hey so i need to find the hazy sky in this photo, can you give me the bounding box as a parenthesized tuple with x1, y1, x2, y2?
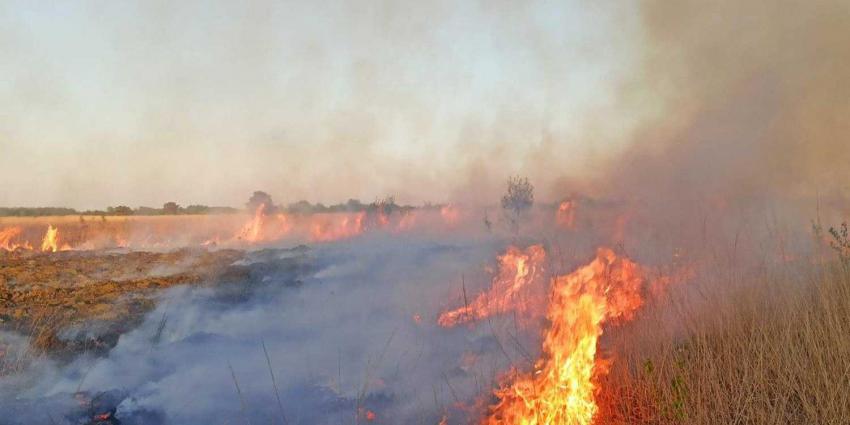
(0, 1, 643, 209)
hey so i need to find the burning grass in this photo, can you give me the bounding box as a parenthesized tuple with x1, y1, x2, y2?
(596, 259, 850, 425)
(437, 239, 849, 424)
(1, 208, 849, 424)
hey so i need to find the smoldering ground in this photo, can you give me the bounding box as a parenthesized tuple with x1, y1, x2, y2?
(0, 232, 561, 424)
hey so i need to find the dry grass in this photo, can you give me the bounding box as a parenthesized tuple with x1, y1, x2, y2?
(0, 214, 246, 248)
(599, 258, 850, 425)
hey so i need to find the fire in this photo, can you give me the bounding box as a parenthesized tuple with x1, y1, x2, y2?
(483, 248, 646, 425)
(0, 226, 31, 251)
(438, 245, 546, 327)
(41, 225, 58, 252)
(556, 201, 576, 229)
(440, 204, 461, 225)
(238, 203, 268, 242)
(40, 225, 71, 252)
(395, 211, 418, 232)
(309, 212, 366, 242)
(236, 204, 292, 243)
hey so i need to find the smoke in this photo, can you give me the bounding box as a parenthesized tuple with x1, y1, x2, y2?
(595, 0, 850, 205)
(0, 234, 549, 424)
(0, 0, 639, 209)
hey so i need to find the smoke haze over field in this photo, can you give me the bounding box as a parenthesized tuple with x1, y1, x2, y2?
(3, 1, 847, 209)
(591, 0, 850, 205)
(0, 0, 643, 209)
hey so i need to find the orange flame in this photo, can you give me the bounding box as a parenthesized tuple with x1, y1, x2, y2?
(395, 211, 418, 232)
(439, 245, 546, 327)
(556, 201, 576, 229)
(310, 212, 366, 242)
(40, 225, 71, 252)
(483, 248, 646, 425)
(235, 204, 292, 244)
(440, 204, 461, 226)
(0, 226, 32, 251)
(239, 203, 268, 242)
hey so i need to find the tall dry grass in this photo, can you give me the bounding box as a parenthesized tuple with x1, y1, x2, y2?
(599, 257, 850, 425)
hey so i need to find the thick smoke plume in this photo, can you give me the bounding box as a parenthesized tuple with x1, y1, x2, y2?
(597, 0, 850, 205)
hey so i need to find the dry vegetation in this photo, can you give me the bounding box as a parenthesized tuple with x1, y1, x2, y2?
(599, 257, 850, 425)
(0, 215, 245, 249)
(0, 248, 244, 366)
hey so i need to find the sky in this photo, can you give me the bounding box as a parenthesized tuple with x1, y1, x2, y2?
(0, 0, 644, 209)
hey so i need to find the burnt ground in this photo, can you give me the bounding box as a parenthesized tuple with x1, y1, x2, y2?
(0, 248, 248, 358)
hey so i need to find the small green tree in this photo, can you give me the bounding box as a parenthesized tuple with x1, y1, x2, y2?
(501, 176, 534, 233)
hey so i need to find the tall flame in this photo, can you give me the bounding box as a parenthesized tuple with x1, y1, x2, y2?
(439, 245, 546, 327)
(483, 248, 645, 425)
(239, 203, 268, 242)
(40, 225, 60, 252)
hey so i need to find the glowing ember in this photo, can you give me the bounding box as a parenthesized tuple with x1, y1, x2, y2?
(483, 247, 646, 425)
(438, 245, 546, 327)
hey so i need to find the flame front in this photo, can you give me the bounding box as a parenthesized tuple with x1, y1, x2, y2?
(41, 225, 60, 252)
(310, 212, 366, 242)
(439, 245, 546, 327)
(483, 248, 645, 425)
(0, 226, 32, 251)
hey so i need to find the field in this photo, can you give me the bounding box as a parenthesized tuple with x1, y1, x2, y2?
(0, 215, 247, 250)
(1, 206, 847, 424)
(600, 257, 850, 424)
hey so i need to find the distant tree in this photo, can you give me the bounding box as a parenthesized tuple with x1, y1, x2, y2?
(135, 206, 160, 215)
(501, 176, 534, 233)
(111, 205, 134, 216)
(205, 206, 239, 214)
(345, 199, 365, 212)
(246, 191, 276, 213)
(0, 207, 78, 217)
(184, 204, 211, 215)
(162, 202, 180, 215)
(287, 200, 314, 214)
